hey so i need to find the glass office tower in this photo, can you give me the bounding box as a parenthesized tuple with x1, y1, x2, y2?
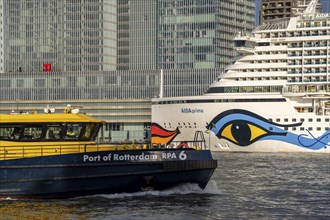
(117, 0, 158, 70)
(3, 0, 117, 73)
(158, 0, 255, 97)
(158, 0, 254, 70)
(0, 0, 255, 141)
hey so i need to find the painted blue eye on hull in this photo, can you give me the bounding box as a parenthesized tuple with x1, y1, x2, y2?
(207, 109, 329, 150)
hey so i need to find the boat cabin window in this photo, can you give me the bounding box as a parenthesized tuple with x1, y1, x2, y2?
(22, 126, 43, 140)
(64, 123, 83, 140)
(45, 125, 63, 140)
(81, 123, 97, 141)
(0, 123, 100, 142)
(0, 126, 21, 140)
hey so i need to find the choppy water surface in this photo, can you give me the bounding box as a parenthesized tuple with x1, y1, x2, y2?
(1, 152, 329, 220)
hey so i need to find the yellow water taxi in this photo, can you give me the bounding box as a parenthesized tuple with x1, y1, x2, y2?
(0, 108, 217, 198)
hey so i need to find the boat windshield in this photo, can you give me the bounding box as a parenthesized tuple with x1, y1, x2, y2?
(0, 123, 100, 142)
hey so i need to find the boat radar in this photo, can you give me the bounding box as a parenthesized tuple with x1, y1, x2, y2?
(44, 105, 55, 113)
(64, 104, 81, 114)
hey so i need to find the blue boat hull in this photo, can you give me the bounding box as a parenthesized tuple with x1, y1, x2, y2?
(0, 149, 217, 198)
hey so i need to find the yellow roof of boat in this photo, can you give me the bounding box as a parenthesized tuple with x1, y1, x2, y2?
(0, 113, 103, 123)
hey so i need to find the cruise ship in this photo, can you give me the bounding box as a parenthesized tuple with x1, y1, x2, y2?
(151, 2, 330, 153)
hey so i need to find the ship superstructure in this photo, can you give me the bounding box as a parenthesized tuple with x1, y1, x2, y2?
(208, 9, 329, 116)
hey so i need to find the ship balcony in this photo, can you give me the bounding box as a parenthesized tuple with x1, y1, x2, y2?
(282, 86, 330, 97)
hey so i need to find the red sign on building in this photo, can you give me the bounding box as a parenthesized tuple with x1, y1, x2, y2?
(43, 64, 52, 72)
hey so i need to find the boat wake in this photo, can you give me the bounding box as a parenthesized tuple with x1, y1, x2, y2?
(92, 180, 222, 199)
(0, 182, 221, 201)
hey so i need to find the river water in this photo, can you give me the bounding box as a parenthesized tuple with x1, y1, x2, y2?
(1, 152, 329, 220)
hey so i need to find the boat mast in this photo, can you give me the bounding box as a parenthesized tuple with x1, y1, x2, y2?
(159, 69, 164, 98)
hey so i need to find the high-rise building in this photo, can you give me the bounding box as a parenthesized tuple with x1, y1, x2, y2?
(117, 1, 158, 70)
(0, 0, 256, 141)
(1, 0, 255, 74)
(2, 0, 117, 73)
(158, 1, 255, 70)
(116, 1, 256, 71)
(260, 0, 322, 25)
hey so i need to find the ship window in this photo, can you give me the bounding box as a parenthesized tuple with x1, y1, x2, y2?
(292, 127, 296, 131)
(292, 118, 296, 122)
(300, 119, 304, 122)
(300, 127, 304, 131)
(316, 118, 321, 122)
(326, 127, 329, 131)
(308, 119, 313, 122)
(276, 118, 280, 122)
(308, 127, 313, 131)
(316, 127, 321, 131)
(284, 119, 288, 122)
(326, 119, 330, 122)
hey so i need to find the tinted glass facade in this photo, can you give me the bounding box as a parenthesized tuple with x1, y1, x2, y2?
(0, 0, 256, 141)
(159, 0, 255, 70)
(3, 0, 117, 73)
(117, 0, 158, 70)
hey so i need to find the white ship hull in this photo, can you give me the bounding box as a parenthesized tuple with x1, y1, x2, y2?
(152, 94, 329, 153)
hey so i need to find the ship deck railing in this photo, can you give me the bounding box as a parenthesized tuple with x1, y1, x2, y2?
(150, 140, 208, 151)
(282, 88, 330, 94)
(0, 143, 148, 161)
